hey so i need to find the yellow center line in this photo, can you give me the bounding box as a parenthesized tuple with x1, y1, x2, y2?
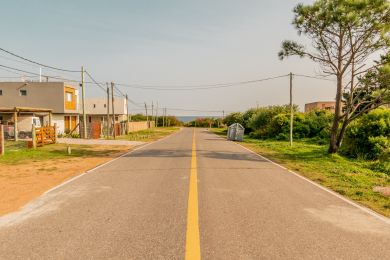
(185, 129, 201, 260)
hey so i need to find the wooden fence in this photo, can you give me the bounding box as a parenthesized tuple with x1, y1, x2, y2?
(0, 125, 4, 155)
(32, 124, 57, 148)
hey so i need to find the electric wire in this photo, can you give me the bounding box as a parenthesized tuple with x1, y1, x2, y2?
(0, 47, 81, 73)
(84, 70, 107, 93)
(294, 74, 335, 82)
(114, 74, 290, 91)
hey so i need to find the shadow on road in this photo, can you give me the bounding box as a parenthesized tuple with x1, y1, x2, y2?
(126, 148, 268, 163)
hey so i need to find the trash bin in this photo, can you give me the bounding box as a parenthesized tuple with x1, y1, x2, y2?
(227, 123, 245, 141)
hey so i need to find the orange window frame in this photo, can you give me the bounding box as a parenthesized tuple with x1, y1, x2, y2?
(64, 87, 76, 110)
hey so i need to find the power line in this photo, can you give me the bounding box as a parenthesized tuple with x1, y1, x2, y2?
(84, 70, 107, 93)
(0, 64, 75, 81)
(0, 47, 80, 73)
(115, 74, 290, 91)
(294, 74, 335, 82)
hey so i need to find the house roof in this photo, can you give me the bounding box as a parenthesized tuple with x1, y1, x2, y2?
(0, 107, 53, 113)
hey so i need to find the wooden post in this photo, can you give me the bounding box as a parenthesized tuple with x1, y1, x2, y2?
(49, 112, 52, 126)
(54, 123, 57, 143)
(32, 124, 37, 149)
(289, 72, 293, 147)
(106, 83, 110, 138)
(111, 82, 116, 139)
(0, 124, 4, 155)
(13, 110, 18, 141)
(126, 94, 129, 134)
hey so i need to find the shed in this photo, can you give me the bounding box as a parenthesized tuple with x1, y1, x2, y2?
(227, 123, 245, 141)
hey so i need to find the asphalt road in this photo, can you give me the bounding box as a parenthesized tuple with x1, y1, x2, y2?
(0, 128, 389, 259)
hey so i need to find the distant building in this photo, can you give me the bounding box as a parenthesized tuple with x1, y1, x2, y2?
(305, 101, 336, 113)
(0, 81, 79, 134)
(84, 97, 128, 125)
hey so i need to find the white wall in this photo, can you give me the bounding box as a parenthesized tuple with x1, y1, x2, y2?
(52, 114, 65, 134)
(84, 97, 127, 115)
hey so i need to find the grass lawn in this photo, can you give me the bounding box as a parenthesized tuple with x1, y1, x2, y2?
(1, 141, 125, 165)
(212, 128, 390, 217)
(116, 127, 180, 142)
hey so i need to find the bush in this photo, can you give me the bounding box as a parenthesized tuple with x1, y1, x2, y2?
(223, 112, 244, 126)
(185, 117, 222, 128)
(246, 105, 332, 140)
(341, 108, 390, 159)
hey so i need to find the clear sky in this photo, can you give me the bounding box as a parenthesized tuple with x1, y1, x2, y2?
(0, 0, 335, 116)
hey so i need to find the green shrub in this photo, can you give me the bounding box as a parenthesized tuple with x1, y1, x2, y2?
(341, 108, 390, 159)
(223, 112, 244, 126)
(246, 105, 332, 140)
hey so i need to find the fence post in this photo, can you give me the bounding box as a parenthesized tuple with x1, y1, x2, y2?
(0, 124, 4, 156)
(54, 123, 57, 143)
(32, 124, 37, 149)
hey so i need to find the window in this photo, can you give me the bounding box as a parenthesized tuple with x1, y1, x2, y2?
(0, 89, 2, 95)
(93, 104, 96, 108)
(66, 92, 73, 102)
(104, 104, 107, 108)
(115, 116, 118, 121)
(88, 116, 92, 123)
(20, 89, 27, 96)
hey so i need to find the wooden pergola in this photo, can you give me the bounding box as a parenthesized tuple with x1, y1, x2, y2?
(0, 107, 53, 141)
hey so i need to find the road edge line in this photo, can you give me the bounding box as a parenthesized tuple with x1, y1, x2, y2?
(235, 141, 390, 224)
(209, 130, 390, 224)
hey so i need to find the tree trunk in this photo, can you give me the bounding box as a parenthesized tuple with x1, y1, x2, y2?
(328, 75, 343, 153)
(336, 117, 349, 148)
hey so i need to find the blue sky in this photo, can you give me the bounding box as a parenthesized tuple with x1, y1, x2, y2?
(0, 0, 335, 116)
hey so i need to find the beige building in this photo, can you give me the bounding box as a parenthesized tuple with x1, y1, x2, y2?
(305, 101, 336, 113)
(84, 97, 128, 124)
(0, 81, 79, 134)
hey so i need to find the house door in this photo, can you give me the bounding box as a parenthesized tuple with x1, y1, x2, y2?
(64, 116, 70, 131)
(71, 116, 77, 130)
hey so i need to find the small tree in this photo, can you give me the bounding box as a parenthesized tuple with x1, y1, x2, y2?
(279, 0, 390, 153)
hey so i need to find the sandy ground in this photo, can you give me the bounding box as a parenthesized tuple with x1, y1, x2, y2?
(0, 146, 131, 216)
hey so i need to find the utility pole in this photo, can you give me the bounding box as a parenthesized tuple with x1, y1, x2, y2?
(126, 94, 129, 134)
(290, 72, 293, 147)
(162, 107, 165, 127)
(81, 66, 87, 139)
(151, 101, 154, 128)
(106, 83, 110, 138)
(155, 102, 159, 127)
(111, 82, 116, 139)
(145, 102, 149, 128)
(165, 108, 168, 127)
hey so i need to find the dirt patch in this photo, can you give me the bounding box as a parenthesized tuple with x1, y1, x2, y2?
(373, 186, 390, 197)
(0, 146, 131, 216)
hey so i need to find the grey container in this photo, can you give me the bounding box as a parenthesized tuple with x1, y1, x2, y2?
(227, 123, 245, 141)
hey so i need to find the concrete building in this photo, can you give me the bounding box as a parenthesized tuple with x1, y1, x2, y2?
(84, 97, 128, 124)
(305, 101, 336, 113)
(0, 81, 79, 134)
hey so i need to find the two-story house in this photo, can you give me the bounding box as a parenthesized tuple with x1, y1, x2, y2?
(0, 81, 79, 134)
(84, 97, 128, 124)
